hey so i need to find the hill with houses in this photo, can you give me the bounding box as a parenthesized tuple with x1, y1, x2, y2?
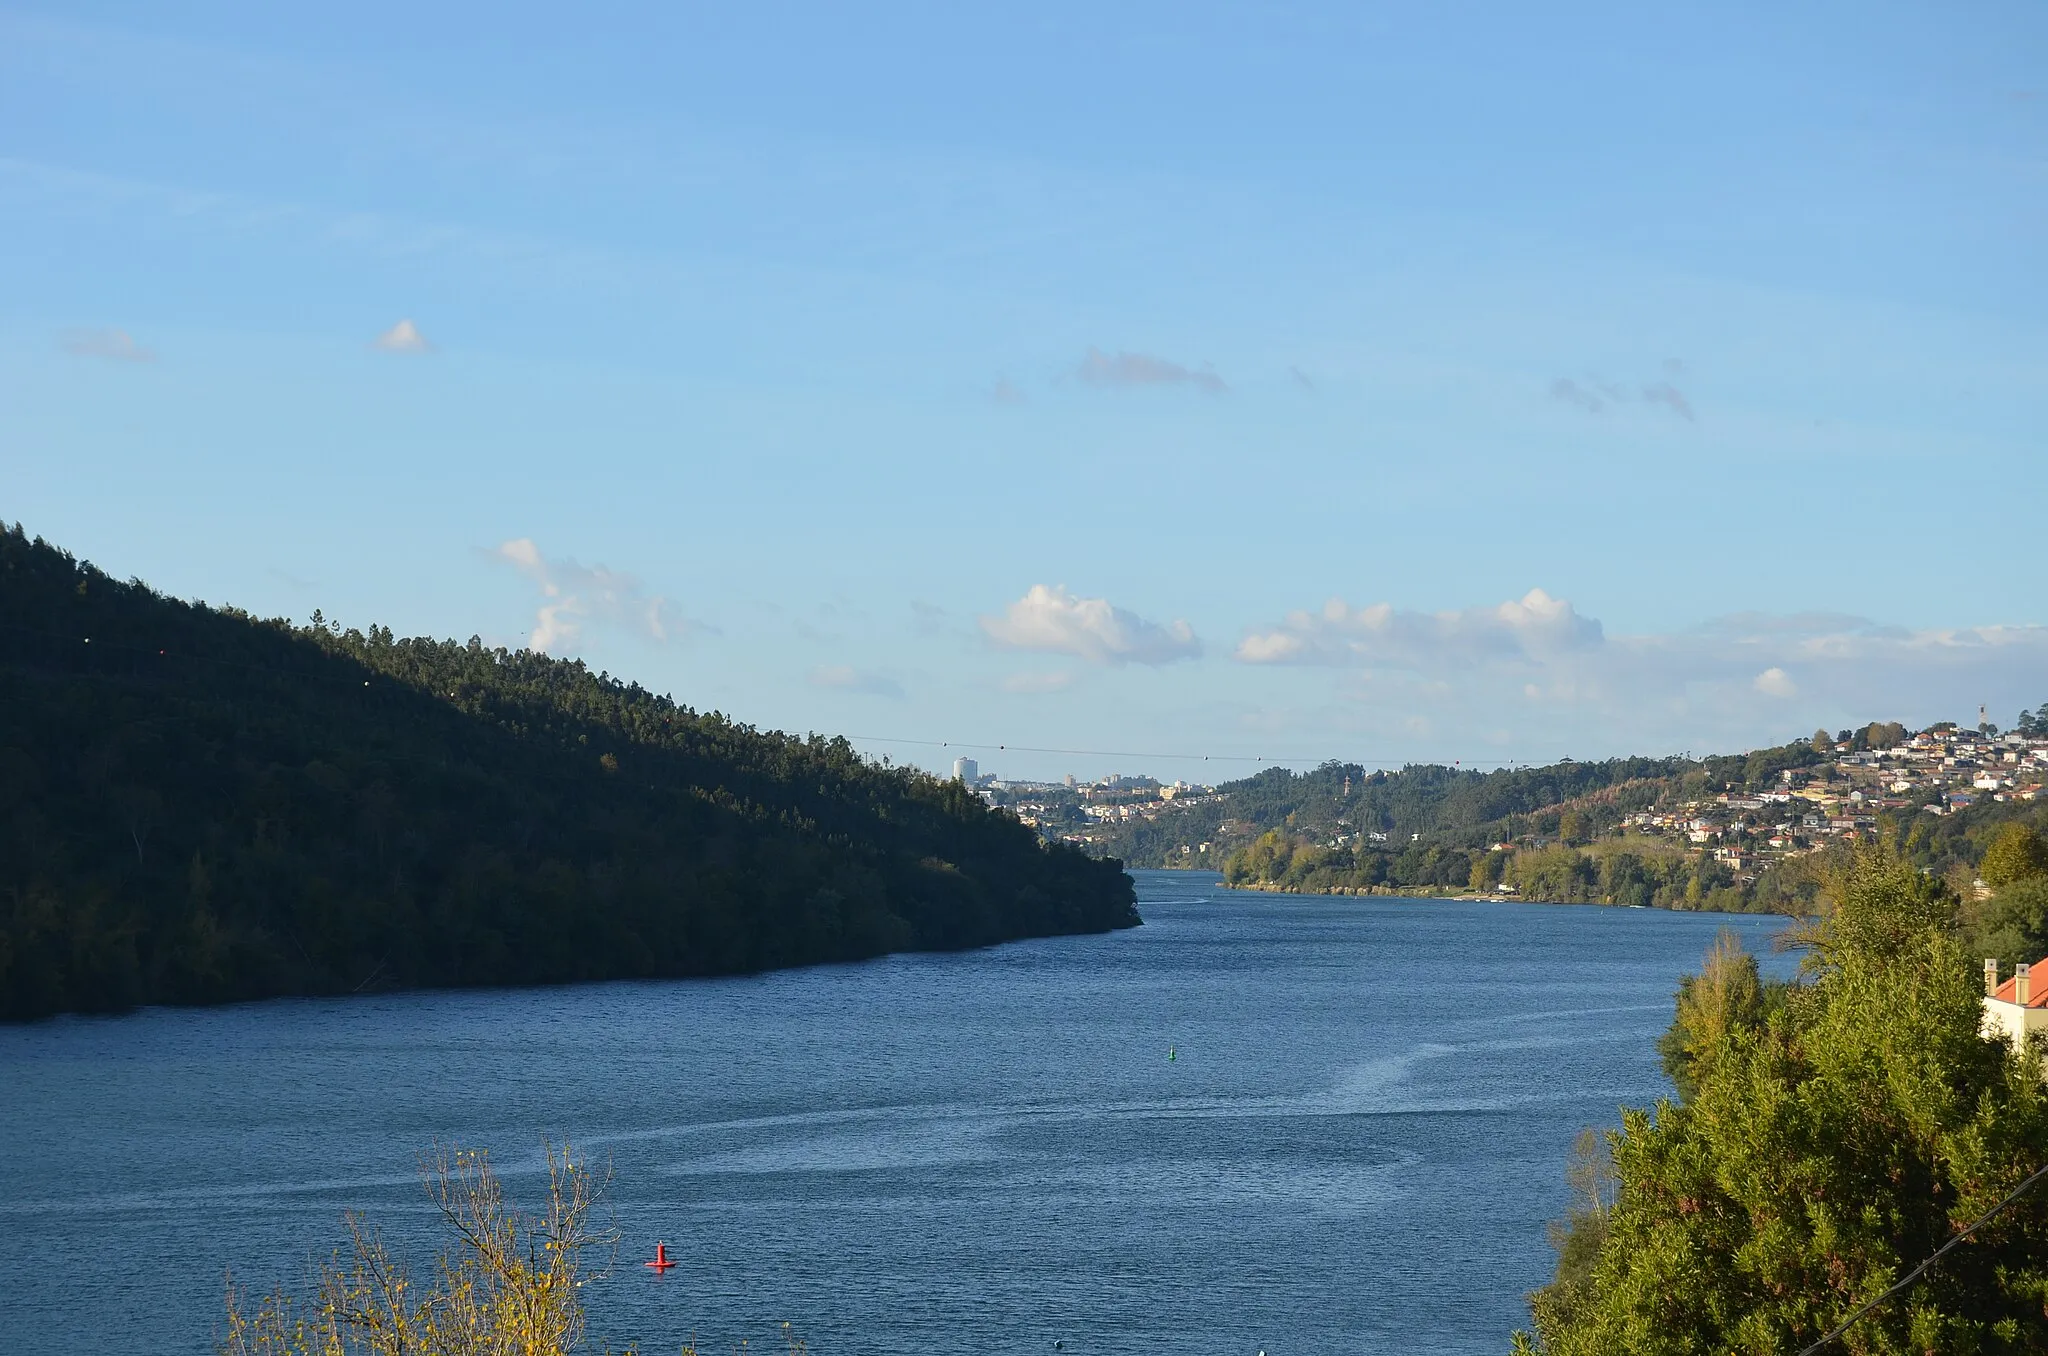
(1082, 717, 2048, 917)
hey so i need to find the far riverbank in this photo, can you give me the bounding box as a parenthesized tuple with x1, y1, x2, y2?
(1213, 877, 1811, 915)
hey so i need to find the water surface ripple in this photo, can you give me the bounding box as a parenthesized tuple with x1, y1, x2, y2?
(0, 872, 1794, 1354)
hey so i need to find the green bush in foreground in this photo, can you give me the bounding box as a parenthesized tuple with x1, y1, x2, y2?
(1518, 850, 2048, 1354)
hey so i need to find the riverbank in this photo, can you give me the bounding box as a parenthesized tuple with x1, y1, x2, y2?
(1215, 878, 1810, 913)
(1218, 830, 1813, 916)
(1224, 879, 1514, 901)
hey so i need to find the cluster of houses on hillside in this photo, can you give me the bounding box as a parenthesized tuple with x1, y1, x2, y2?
(962, 721, 2048, 868)
(1838, 723, 2048, 808)
(967, 771, 1222, 840)
(1622, 725, 2048, 875)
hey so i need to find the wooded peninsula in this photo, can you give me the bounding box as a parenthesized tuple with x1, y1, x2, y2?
(0, 525, 1137, 1021)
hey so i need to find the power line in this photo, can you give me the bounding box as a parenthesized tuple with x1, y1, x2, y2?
(3, 623, 1574, 772)
(1794, 1161, 2048, 1355)
(838, 735, 1537, 769)
(15, 623, 1710, 776)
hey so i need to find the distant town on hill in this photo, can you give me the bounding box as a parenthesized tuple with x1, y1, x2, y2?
(956, 711, 2048, 920)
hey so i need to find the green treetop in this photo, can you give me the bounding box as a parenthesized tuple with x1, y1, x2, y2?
(1518, 848, 2048, 1355)
(1981, 823, 2048, 892)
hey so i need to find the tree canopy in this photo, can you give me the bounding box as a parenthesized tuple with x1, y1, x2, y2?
(1219, 829, 1772, 912)
(1981, 824, 2048, 892)
(0, 524, 1137, 1020)
(1518, 850, 2048, 1354)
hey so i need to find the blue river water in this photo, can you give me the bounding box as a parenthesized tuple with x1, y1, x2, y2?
(0, 872, 1795, 1354)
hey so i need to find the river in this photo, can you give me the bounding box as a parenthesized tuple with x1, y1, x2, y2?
(0, 871, 1794, 1354)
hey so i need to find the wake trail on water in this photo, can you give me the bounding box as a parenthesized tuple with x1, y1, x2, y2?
(0, 1168, 436, 1218)
(620, 1028, 1598, 1187)
(6, 1006, 1675, 1218)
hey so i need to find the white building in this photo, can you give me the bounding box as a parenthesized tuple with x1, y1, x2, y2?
(1982, 959, 2048, 1047)
(952, 757, 978, 784)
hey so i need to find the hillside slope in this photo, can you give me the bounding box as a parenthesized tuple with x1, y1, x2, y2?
(1107, 735, 2045, 921)
(0, 525, 1137, 1020)
(1097, 753, 1813, 868)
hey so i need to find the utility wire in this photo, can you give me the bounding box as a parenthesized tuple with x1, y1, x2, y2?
(1794, 1161, 2048, 1355)
(837, 733, 1528, 769)
(5, 622, 1584, 772)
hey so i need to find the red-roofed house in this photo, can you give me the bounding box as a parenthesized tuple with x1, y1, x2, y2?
(1983, 958, 2048, 1047)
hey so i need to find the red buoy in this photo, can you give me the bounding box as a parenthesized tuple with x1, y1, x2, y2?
(644, 1241, 675, 1272)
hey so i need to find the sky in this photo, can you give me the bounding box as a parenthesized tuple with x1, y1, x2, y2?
(4, 2, 2045, 782)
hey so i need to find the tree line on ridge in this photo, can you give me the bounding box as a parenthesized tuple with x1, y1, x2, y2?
(0, 524, 1137, 1021)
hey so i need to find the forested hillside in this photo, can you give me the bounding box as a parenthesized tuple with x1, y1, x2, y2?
(1105, 713, 2048, 925)
(0, 525, 1137, 1020)
(1208, 768, 2046, 924)
(1098, 748, 1819, 868)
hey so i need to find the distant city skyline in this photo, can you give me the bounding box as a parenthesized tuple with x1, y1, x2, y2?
(6, 2, 2044, 780)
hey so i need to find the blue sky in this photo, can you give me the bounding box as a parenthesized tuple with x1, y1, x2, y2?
(5, 2, 2044, 781)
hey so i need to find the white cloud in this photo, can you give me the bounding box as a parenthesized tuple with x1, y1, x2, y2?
(982, 585, 1201, 666)
(61, 327, 155, 362)
(491, 537, 678, 653)
(373, 318, 433, 352)
(1236, 588, 1602, 669)
(1753, 666, 1798, 698)
(1075, 346, 1225, 394)
(1237, 586, 2048, 755)
(809, 665, 905, 699)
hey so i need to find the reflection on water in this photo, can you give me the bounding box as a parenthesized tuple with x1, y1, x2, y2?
(0, 872, 1793, 1354)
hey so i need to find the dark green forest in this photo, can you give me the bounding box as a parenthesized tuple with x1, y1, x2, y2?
(0, 525, 1137, 1021)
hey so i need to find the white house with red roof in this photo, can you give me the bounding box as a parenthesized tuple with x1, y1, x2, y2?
(1983, 958, 2048, 1047)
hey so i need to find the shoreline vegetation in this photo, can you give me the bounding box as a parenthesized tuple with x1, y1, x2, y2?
(1215, 877, 1694, 904)
(0, 524, 1137, 1022)
(1219, 820, 2048, 969)
(1212, 796, 2047, 936)
(1220, 829, 1807, 914)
